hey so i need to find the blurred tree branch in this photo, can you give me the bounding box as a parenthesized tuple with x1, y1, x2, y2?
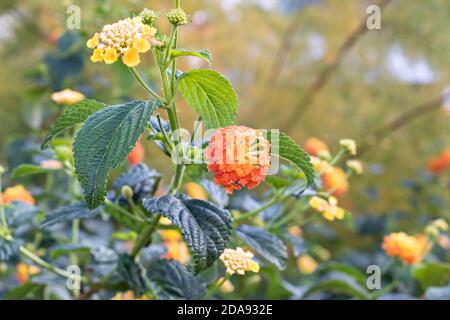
(284, 0, 394, 131)
(358, 94, 444, 157)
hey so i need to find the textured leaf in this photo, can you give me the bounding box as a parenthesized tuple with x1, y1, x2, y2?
(268, 131, 315, 186)
(236, 224, 288, 270)
(178, 69, 237, 129)
(170, 49, 212, 64)
(112, 163, 161, 205)
(41, 202, 99, 228)
(73, 100, 160, 209)
(0, 237, 22, 262)
(142, 195, 232, 272)
(41, 99, 106, 149)
(117, 254, 147, 295)
(5, 283, 46, 300)
(146, 259, 207, 300)
(11, 164, 52, 179)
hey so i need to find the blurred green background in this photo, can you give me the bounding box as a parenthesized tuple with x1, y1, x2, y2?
(0, 0, 449, 215)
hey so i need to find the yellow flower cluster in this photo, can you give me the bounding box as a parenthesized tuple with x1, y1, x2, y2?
(424, 218, 448, 237)
(309, 196, 345, 221)
(220, 248, 260, 275)
(382, 232, 431, 265)
(87, 17, 158, 67)
(297, 254, 317, 274)
(111, 291, 149, 300)
(51, 89, 85, 105)
(340, 139, 357, 155)
(346, 160, 363, 175)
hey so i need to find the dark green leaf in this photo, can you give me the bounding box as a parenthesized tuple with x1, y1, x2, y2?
(320, 262, 367, 286)
(142, 195, 232, 272)
(146, 259, 206, 300)
(41, 99, 106, 149)
(0, 237, 22, 262)
(170, 49, 212, 64)
(73, 100, 160, 209)
(178, 69, 237, 129)
(236, 224, 288, 270)
(41, 202, 99, 228)
(267, 131, 315, 186)
(117, 254, 147, 296)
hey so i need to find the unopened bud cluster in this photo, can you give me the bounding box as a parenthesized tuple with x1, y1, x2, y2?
(167, 8, 190, 26)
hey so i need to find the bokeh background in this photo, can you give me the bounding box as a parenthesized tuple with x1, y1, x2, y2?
(0, 0, 449, 218)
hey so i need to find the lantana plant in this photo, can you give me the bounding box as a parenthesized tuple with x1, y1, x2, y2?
(0, 1, 374, 300)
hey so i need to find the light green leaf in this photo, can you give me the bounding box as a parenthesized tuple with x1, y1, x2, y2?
(268, 131, 315, 186)
(170, 49, 212, 64)
(178, 69, 237, 129)
(412, 262, 450, 290)
(142, 194, 232, 272)
(302, 278, 370, 300)
(41, 99, 106, 150)
(11, 164, 52, 179)
(73, 100, 160, 209)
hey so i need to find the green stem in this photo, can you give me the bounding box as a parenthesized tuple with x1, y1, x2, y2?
(234, 190, 286, 223)
(131, 213, 161, 258)
(204, 274, 231, 299)
(19, 246, 87, 283)
(129, 67, 165, 102)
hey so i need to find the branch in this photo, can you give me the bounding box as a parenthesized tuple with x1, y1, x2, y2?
(284, 0, 394, 131)
(358, 95, 444, 157)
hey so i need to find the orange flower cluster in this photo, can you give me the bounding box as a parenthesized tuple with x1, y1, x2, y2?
(16, 263, 40, 284)
(304, 137, 330, 159)
(427, 149, 450, 175)
(321, 166, 349, 197)
(111, 291, 149, 300)
(127, 140, 145, 165)
(204, 126, 271, 194)
(382, 232, 431, 265)
(159, 226, 189, 264)
(1, 185, 35, 206)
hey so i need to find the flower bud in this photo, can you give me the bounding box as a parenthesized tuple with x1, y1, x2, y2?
(166, 8, 190, 26)
(339, 139, 357, 155)
(55, 146, 72, 161)
(139, 8, 160, 25)
(0, 165, 5, 175)
(121, 185, 134, 200)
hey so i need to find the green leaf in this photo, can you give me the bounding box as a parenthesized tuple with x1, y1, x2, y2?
(117, 254, 147, 296)
(0, 237, 22, 262)
(11, 164, 52, 179)
(170, 49, 212, 64)
(412, 262, 450, 290)
(178, 69, 237, 129)
(41, 99, 106, 150)
(50, 244, 91, 260)
(5, 282, 46, 300)
(268, 131, 315, 186)
(146, 259, 207, 300)
(320, 262, 367, 286)
(73, 100, 160, 209)
(142, 195, 232, 272)
(41, 202, 99, 228)
(236, 224, 288, 270)
(302, 278, 370, 300)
